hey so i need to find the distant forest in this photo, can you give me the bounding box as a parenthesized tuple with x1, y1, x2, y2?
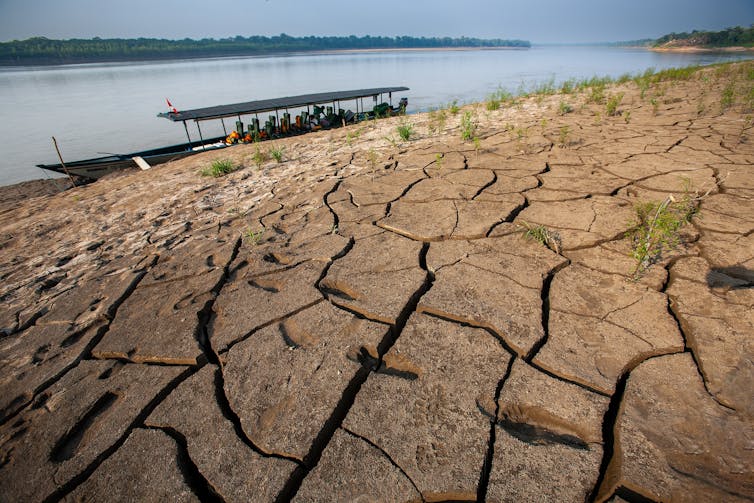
(654, 25, 754, 48)
(0, 34, 530, 65)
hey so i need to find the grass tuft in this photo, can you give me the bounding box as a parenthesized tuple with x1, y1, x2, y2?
(396, 120, 414, 141)
(460, 110, 478, 141)
(520, 221, 562, 254)
(200, 158, 237, 177)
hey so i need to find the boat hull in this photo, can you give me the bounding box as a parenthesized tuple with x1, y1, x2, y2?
(36, 136, 226, 180)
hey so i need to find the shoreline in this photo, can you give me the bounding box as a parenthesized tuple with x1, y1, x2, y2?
(650, 45, 754, 53)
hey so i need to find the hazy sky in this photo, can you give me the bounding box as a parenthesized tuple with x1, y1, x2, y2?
(0, 0, 752, 44)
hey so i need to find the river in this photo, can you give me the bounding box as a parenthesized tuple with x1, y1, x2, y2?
(0, 45, 751, 185)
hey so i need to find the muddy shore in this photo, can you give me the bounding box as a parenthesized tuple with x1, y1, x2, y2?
(1, 62, 752, 502)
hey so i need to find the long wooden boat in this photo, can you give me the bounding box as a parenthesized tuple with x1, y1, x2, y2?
(36, 136, 226, 180)
(38, 87, 409, 181)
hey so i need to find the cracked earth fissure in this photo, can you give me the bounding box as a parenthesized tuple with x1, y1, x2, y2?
(477, 355, 516, 503)
(0, 259, 155, 427)
(148, 426, 226, 503)
(342, 426, 424, 500)
(41, 365, 197, 503)
(212, 366, 303, 465)
(276, 242, 435, 501)
(525, 261, 568, 362)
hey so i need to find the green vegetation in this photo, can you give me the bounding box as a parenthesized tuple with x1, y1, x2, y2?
(460, 111, 478, 141)
(558, 101, 573, 115)
(269, 144, 285, 163)
(244, 228, 265, 245)
(0, 35, 531, 65)
(627, 196, 697, 279)
(606, 92, 624, 116)
(520, 221, 562, 254)
(200, 158, 237, 177)
(396, 120, 414, 141)
(427, 108, 448, 134)
(624, 176, 724, 279)
(558, 126, 570, 147)
(654, 25, 754, 48)
(721, 83, 736, 111)
(486, 87, 512, 111)
(252, 147, 268, 168)
(449, 100, 460, 115)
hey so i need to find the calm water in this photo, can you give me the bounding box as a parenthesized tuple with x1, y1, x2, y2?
(0, 45, 751, 185)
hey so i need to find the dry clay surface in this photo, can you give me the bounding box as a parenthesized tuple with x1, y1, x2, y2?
(1, 62, 753, 502)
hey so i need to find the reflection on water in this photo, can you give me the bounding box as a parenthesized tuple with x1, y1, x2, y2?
(0, 46, 750, 184)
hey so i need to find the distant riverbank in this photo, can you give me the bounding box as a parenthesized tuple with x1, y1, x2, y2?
(651, 45, 754, 54)
(0, 35, 530, 66)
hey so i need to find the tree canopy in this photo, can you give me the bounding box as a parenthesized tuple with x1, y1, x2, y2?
(654, 25, 754, 48)
(0, 35, 530, 65)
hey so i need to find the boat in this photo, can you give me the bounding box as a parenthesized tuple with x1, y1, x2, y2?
(37, 87, 409, 181)
(35, 135, 226, 180)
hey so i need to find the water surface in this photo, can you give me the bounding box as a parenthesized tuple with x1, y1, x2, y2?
(0, 46, 750, 185)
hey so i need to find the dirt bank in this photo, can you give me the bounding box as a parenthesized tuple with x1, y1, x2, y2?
(1, 61, 752, 502)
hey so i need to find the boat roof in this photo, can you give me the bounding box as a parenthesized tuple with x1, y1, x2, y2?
(159, 86, 409, 122)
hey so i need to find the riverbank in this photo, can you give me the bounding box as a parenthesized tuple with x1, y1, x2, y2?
(0, 61, 752, 502)
(651, 45, 754, 53)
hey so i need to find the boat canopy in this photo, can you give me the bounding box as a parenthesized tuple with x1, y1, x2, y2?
(158, 87, 410, 122)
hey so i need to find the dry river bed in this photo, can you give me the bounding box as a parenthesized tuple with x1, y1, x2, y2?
(0, 62, 753, 502)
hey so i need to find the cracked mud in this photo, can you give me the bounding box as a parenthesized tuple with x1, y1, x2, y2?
(1, 62, 753, 502)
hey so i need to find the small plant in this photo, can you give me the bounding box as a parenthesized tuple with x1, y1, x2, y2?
(384, 135, 398, 148)
(486, 97, 501, 111)
(427, 108, 448, 134)
(269, 144, 285, 163)
(244, 228, 264, 245)
(201, 158, 237, 177)
(625, 176, 724, 279)
(449, 100, 460, 115)
(587, 84, 606, 104)
(558, 125, 570, 147)
(606, 92, 624, 116)
(367, 148, 378, 170)
(460, 110, 478, 141)
(435, 153, 443, 169)
(558, 101, 573, 115)
(473, 136, 481, 152)
(252, 147, 268, 169)
(650, 97, 659, 115)
(396, 120, 414, 141)
(623, 110, 631, 124)
(520, 221, 562, 254)
(560, 79, 575, 94)
(721, 83, 735, 111)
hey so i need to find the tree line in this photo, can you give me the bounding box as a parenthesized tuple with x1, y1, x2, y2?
(0, 34, 531, 65)
(654, 25, 754, 48)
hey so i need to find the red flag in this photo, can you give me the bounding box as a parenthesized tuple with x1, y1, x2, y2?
(166, 98, 177, 114)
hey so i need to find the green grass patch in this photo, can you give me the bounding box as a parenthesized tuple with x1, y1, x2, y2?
(460, 110, 478, 141)
(200, 158, 237, 177)
(396, 120, 414, 141)
(269, 144, 285, 163)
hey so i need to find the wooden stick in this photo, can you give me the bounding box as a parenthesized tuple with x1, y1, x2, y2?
(51, 136, 77, 188)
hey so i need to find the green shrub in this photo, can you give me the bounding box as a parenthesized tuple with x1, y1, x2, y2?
(396, 121, 414, 141)
(558, 101, 573, 115)
(200, 158, 237, 177)
(460, 111, 478, 141)
(269, 144, 285, 163)
(606, 92, 624, 116)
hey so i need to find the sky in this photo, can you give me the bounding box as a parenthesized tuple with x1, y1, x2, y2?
(0, 0, 752, 44)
